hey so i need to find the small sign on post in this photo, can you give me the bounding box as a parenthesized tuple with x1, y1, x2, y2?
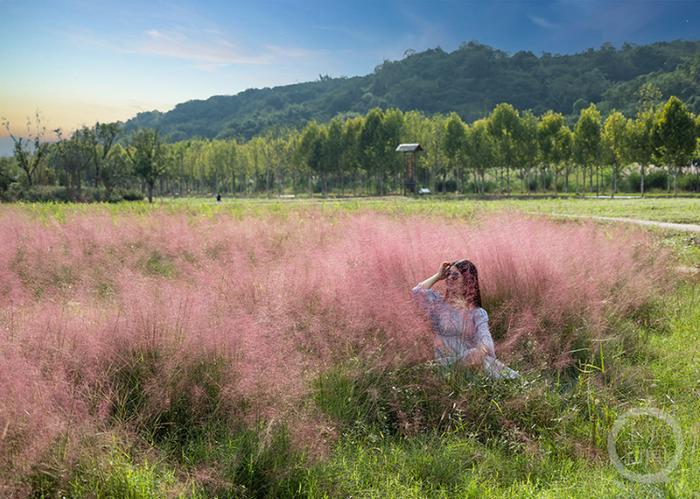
(395, 143, 423, 195)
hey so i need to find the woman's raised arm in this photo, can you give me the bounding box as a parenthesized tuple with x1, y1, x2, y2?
(414, 261, 451, 290)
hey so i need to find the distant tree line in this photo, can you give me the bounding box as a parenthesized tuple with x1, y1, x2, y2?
(1, 95, 699, 202)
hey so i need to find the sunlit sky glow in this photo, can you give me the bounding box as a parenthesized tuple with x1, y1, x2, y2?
(1, 0, 698, 152)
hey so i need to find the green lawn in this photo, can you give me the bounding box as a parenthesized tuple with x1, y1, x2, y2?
(6, 195, 700, 225)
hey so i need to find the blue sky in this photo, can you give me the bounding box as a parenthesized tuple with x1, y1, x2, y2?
(1, 0, 699, 153)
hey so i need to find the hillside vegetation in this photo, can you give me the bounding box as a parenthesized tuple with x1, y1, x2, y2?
(124, 40, 700, 141)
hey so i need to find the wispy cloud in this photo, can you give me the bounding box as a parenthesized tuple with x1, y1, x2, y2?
(63, 26, 323, 70)
(134, 28, 269, 66)
(529, 15, 559, 30)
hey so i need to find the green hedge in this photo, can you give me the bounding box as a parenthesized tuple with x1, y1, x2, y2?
(1, 185, 144, 203)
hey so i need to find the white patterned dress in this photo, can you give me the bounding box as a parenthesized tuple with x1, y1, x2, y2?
(412, 285, 519, 380)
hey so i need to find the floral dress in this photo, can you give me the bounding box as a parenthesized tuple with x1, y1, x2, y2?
(412, 285, 519, 380)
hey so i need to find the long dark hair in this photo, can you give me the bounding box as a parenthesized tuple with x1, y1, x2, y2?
(445, 259, 482, 308)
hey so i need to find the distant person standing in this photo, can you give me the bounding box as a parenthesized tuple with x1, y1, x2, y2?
(216, 193, 222, 202)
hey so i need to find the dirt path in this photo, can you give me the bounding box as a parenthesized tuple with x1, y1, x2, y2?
(540, 213, 700, 234)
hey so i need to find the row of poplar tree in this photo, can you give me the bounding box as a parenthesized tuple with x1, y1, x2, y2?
(2, 95, 698, 202)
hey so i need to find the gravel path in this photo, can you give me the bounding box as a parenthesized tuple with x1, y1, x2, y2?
(542, 213, 700, 233)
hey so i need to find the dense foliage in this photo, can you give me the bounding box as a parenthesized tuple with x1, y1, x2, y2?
(122, 40, 700, 141)
(3, 95, 698, 201)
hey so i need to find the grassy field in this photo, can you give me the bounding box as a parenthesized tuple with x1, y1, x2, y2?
(296, 282, 700, 498)
(10, 195, 700, 224)
(1, 197, 698, 498)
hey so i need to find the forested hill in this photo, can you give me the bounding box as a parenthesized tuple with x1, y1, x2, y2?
(124, 40, 700, 141)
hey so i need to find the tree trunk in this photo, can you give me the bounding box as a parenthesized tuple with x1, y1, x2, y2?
(541, 165, 547, 193)
(506, 165, 510, 196)
(640, 164, 645, 198)
(596, 164, 600, 197)
(147, 182, 154, 203)
(674, 167, 678, 197)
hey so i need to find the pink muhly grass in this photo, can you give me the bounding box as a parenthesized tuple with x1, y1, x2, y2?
(0, 341, 87, 493)
(0, 208, 676, 474)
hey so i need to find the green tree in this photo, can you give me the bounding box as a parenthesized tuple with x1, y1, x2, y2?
(555, 125, 573, 193)
(0, 157, 17, 194)
(2, 113, 50, 187)
(340, 116, 363, 195)
(573, 104, 602, 195)
(516, 111, 538, 192)
(101, 143, 132, 196)
(465, 118, 496, 194)
(443, 113, 467, 192)
(382, 108, 404, 193)
(488, 103, 523, 195)
(125, 128, 166, 202)
(538, 111, 571, 193)
(299, 121, 326, 196)
(427, 114, 448, 193)
(53, 127, 93, 197)
(653, 96, 696, 196)
(77, 122, 120, 188)
(602, 111, 627, 197)
(323, 117, 345, 196)
(636, 82, 663, 113)
(360, 108, 401, 195)
(401, 110, 433, 190)
(625, 108, 657, 197)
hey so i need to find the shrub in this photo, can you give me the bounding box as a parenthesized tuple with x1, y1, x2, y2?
(116, 188, 145, 201)
(0, 185, 145, 203)
(626, 169, 669, 192)
(434, 178, 458, 193)
(679, 172, 700, 192)
(106, 346, 234, 447)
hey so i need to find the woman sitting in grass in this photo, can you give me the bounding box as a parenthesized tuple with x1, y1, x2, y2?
(412, 259, 519, 380)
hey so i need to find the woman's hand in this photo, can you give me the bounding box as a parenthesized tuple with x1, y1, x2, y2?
(437, 261, 451, 280)
(415, 261, 452, 291)
(464, 345, 488, 368)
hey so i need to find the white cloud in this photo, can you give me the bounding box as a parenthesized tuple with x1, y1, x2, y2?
(62, 26, 324, 71)
(132, 28, 271, 66)
(529, 15, 559, 30)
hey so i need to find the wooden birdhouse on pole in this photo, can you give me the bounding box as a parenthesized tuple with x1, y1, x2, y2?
(395, 143, 423, 195)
